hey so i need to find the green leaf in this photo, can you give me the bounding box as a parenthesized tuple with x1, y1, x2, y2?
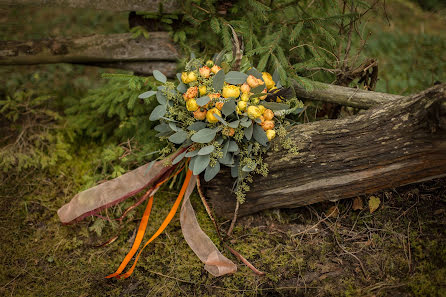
(185, 150, 198, 158)
(198, 145, 214, 155)
(257, 54, 270, 72)
(228, 120, 240, 128)
(188, 122, 207, 131)
(246, 68, 263, 79)
(172, 150, 187, 165)
(253, 124, 268, 146)
(196, 96, 210, 106)
(156, 91, 167, 105)
(231, 165, 239, 178)
(177, 82, 187, 93)
(193, 154, 210, 175)
(153, 70, 167, 83)
(168, 122, 178, 131)
(204, 162, 220, 182)
(290, 23, 303, 44)
(222, 100, 236, 116)
(149, 104, 167, 121)
(262, 102, 289, 110)
(214, 113, 228, 125)
(228, 141, 238, 152)
(244, 123, 253, 140)
(251, 84, 265, 93)
(138, 90, 156, 99)
(210, 17, 221, 34)
(154, 123, 171, 133)
(240, 118, 252, 128)
(225, 71, 249, 84)
(242, 162, 256, 172)
(191, 128, 217, 143)
(221, 140, 229, 159)
(212, 69, 225, 91)
(168, 130, 188, 144)
(218, 152, 233, 165)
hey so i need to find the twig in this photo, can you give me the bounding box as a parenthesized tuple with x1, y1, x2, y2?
(227, 200, 239, 236)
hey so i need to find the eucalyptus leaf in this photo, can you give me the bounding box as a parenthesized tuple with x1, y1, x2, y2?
(216, 136, 224, 144)
(185, 150, 198, 158)
(272, 68, 282, 87)
(156, 91, 167, 105)
(222, 100, 236, 116)
(154, 123, 171, 133)
(221, 140, 229, 159)
(193, 154, 210, 175)
(188, 121, 207, 131)
(228, 141, 238, 152)
(212, 69, 225, 91)
(244, 123, 253, 140)
(198, 145, 214, 155)
(172, 150, 187, 165)
(168, 130, 188, 144)
(153, 70, 167, 83)
(144, 160, 156, 176)
(253, 124, 268, 146)
(168, 122, 178, 131)
(190, 128, 217, 143)
(225, 71, 248, 84)
(228, 120, 240, 128)
(218, 152, 233, 165)
(231, 165, 239, 178)
(177, 82, 187, 93)
(189, 156, 197, 172)
(252, 84, 266, 93)
(196, 96, 210, 106)
(246, 68, 263, 79)
(214, 113, 228, 125)
(204, 162, 220, 182)
(242, 162, 257, 172)
(149, 104, 167, 121)
(176, 73, 182, 82)
(138, 90, 156, 99)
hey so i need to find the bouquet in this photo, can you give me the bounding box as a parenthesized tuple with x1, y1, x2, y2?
(57, 54, 303, 278)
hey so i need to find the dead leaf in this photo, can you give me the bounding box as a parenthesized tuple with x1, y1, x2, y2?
(368, 196, 381, 213)
(326, 206, 339, 218)
(352, 197, 363, 210)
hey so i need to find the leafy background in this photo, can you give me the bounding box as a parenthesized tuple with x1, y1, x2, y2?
(0, 0, 445, 296)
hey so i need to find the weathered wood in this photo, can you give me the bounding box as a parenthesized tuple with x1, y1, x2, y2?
(0, 33, 179, 65)
(91, 61, 177, 77)
(294, 81, 403, 109)
(203, 84, 446, 218)
(0, 0, 180, 13)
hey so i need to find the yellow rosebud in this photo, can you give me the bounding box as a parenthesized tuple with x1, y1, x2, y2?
(199, 66, 211, 78)
(258, 105, 266, 114)
(186, 99, 199, 111)
(211, 65, 222, 74)
(206, 60, 214, 68)
(236, 106, 242, 115)
(263, 109, 274, 120)
(199, 85, 207, 96)
(251, 97, 260, 105)
(181, 72, 189, 84)
(187, 71, 198, 83)
(237, 101, 247, 112)
(262, 72, 275, 90)
(240, 83, 251, 93)
(262, 120, 275, 131)
(266, 129, 276, 141)
(247, 105, 262, 119)
(247, 75, 259, 88)
(222, 85, 241, 99)
(206, 107, 221, 123)
(240, 93, 250, 102)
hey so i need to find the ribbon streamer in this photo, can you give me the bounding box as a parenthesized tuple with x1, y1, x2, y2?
(180, 178, 237, 276)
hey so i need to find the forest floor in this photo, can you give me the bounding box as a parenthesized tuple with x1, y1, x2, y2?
(1, 1, 445, 296)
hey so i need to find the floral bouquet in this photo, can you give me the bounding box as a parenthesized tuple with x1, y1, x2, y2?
(57, 55, 303, 278)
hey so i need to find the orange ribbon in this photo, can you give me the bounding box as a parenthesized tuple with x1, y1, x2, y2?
(106, 169, 193, 279)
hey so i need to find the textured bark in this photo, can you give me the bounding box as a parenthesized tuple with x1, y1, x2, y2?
(91, 61, 177, 77)
(0, 33, 179, 65)
(294, 81, 403, 109)
(203, 84, 446, 218)
(0, 0, 180, 13)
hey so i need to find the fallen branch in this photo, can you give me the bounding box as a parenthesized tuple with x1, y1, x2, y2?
(203, 84, 446, 218)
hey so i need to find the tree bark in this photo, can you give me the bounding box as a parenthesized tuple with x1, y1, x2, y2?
(294, 81, 403, 109)
(91, 61, 177, 77)
(203, 84, 446, 218)
(0, 33, 179, 65)
(0, 0, 180, 13)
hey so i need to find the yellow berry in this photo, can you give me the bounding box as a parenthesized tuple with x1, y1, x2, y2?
(206, 107, 221, 123)
(266, 129, 276, 141)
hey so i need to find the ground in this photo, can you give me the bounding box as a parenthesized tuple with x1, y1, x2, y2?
(1, 1, 445, 296)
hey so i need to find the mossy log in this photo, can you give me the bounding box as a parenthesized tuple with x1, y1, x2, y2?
(0, 0, 179, 12)
(203, 84, 446, 218)
(0, 33, 179, 65)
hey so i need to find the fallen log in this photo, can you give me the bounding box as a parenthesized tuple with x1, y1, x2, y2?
(0, 0, 180, 13)
(0, 33, 179, 65)
(203, 84, 446, 218)
(91, 61, 177, 77)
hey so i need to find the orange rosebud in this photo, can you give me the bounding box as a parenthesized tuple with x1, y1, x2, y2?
(211, 65, 222, 74)
(199, 66, 211, 78)
(208, 93, 221, 100)
(259, 88, 267, 100)
(240, 83, 251, 93)
(263, 109, 274, 120)
(215, 102, 224, 110)
(193, 108, 207, 120)
(247, 75, 259, 88)
(183, 86, 198, 100)
(262, 120, 275, 131)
